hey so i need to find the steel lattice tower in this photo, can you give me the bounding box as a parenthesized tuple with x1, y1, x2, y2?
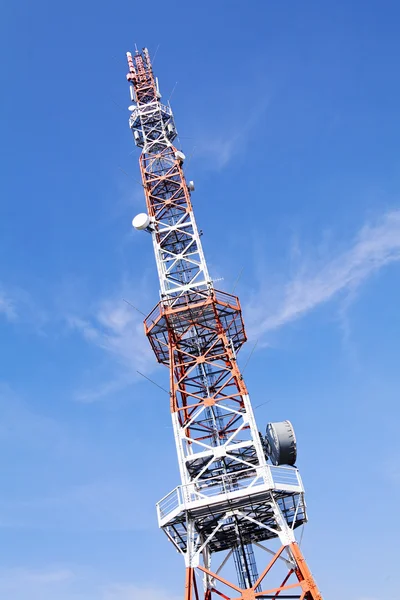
(126, 47, 323, 600)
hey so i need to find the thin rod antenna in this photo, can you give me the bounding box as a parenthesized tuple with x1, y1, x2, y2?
(232, 266, 244, 295)
(152, 43, 160, 65)
(254, 400, 272, 410)
(168, 81, 178, 104)
(137, 370, 170, 395)
(185, 145, 197, 170)
(123, 298, 157, 328)
(111, 98, 126, 112)
(122, 298, 147, 317)
(241, 339, 258, 375)
(118, 167, 143, 187)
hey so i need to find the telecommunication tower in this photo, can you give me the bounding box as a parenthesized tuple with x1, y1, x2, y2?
(126, 47, 323, 600)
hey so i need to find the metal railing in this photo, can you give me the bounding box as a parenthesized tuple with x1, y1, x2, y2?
(270, 465, 303, 488)
(156, 465, 303, 522)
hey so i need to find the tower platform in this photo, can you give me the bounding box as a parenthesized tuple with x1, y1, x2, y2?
(157, 465, 307, 553)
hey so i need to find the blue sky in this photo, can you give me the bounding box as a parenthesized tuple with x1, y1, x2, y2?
(1, 0, 400, 598)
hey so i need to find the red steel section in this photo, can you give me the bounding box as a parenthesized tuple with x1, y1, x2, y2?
(126, 48, 157, 104)
(145, 289, 248, 445)
(184, 543, 323, 600)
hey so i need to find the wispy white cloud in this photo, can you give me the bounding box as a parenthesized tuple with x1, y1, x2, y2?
(0, 384, 155, 532)
(0, 382, 63, 446)
(0, 275, 157, 402)
(67, 289, 156, 401)
(245, 210, 400, 338)
(0, 567, 78, 600)
(0, 567, 180, 600)
(29, 569, 74, 584)
(1, 567, 75, 584)
(383, 457, 400, 488)
(198, 135, 239, 170)
(103, 584, 180, 600)
(194, 99, 269, 171)
(0, 283, 48, 331)
(0, 287, 17, 320)
(11, 478, 155, 532)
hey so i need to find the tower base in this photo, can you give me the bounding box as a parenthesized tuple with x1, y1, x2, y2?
(184, 542, 322, 600)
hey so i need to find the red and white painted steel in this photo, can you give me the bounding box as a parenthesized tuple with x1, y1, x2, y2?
(126, 47, 323, 600)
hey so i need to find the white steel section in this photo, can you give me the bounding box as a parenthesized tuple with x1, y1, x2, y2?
(202, 545, 214, 594)
(172, 392, 272, 492)
(179, 506, 300, 570)
(269, 497, 297, 546)
(185, 517, 199, 567)
(133, 88, 210, 301)
(151, 208, 211, 301)
(171, 411, 191, 488)
(156, 465, 304, 527)
(184, 513, 233, 568)
(242, 393, 273, 488)
(254, 542, 296, 569)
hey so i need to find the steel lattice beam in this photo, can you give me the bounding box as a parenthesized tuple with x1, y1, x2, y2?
(125, 47, 323, 600)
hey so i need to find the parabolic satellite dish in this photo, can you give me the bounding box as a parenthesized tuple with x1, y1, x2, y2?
(132, 213, 151, 231)
(265, 420, 297, 466)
